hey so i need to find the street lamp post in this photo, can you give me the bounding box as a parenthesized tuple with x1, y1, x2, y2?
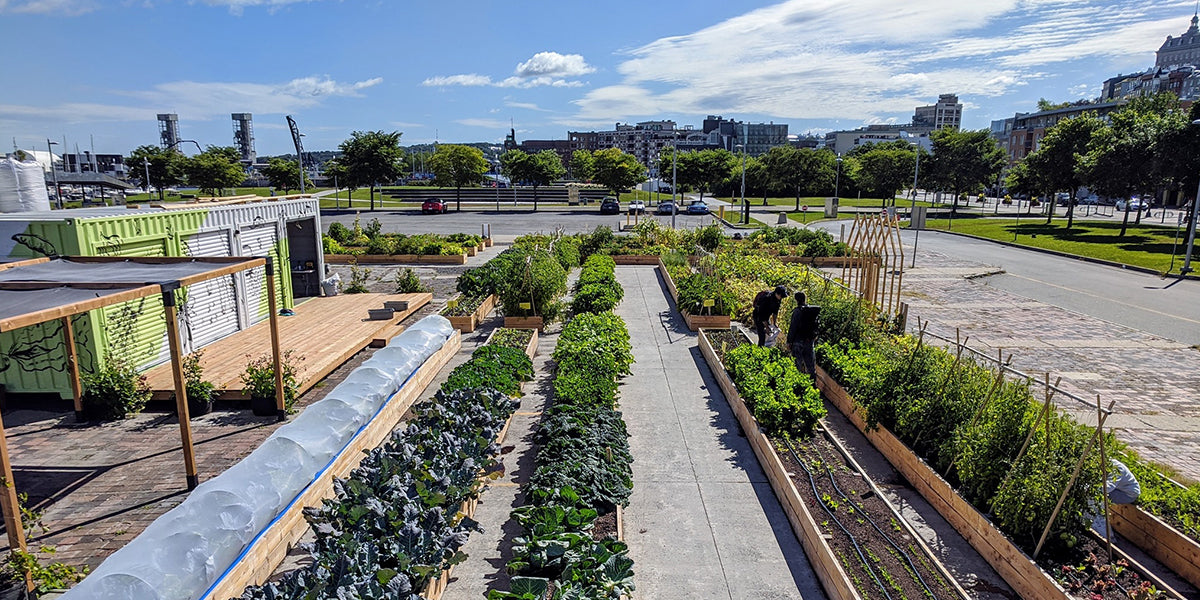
(834, 154, 842, 201)
(46, 139, 63, 209)
(1182, 120, 1200, 275)
(900, 133, 922, 268)
(671, 130, 678, 229)
(737, 144, 747, 225)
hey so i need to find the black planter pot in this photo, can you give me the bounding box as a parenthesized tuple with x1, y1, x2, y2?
(0, 578, 31, 600)
(187, 396, 213, 418)
(250, 394, 277, 417)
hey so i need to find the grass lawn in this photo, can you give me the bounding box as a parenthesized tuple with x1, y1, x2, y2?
(714, 196, 936, 209)
(922, 216, 1196, 274)
(123, 187, 332, 202)
(786, 211, 865, 225)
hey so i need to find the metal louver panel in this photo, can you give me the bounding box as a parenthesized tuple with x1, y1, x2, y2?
(239, 223, 282, 324)
(182, 230, 240, 352)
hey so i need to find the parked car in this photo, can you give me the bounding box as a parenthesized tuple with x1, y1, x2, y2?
(1115, 198, 1147, 212)
(686, 201, 710, 215)
(656, 201, 676, 215)
(422, 198, 449, 214)
(599, 197, 621, 215)
(629, 200, 646, 214)
(1078, 195, 1099, 205)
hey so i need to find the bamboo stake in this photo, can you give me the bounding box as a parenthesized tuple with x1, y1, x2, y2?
(1034, 399, 1115, 558)
(1097, 394, 1113, 562)
(946, 351, 1012, 478)
(996, 373, 1061, 497)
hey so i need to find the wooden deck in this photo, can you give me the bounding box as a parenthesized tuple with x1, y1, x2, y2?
(144, 292, 432, 399)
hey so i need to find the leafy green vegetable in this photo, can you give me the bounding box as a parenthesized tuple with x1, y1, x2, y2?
(724, 344, 825, 438)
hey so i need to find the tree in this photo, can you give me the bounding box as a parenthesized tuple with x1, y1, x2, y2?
(570, 149, 595, 181)
(591, 147, 646, 198)
(338, 130, 405, 211)
(429, 144, 489, 211)
(185, 145, 245, 196)
(263, 157, 312, 194)
(761, 146, 835, 211)
(694, 149, 736, 201)
(527, 150, 566, 210)
(927, 129, 1006, 216)
(127, 145, 185, 201)
(854, 146, 915, 204)
(1022, 115, 1102, 228)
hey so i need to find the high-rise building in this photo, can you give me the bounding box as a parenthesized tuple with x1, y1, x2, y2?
(1157, 13, 1200, 68)
(701, 116, 788, 156)
(912, 94, 962, 130)
(232, 113, 256, 166)
(157, 113, 181, 152)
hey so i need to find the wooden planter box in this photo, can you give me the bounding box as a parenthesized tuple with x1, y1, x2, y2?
(325, 253, 469, 265)
(204, 331, 462, 600)
(1110, 503, 1200, 589)
(445, 294, 498, 333)
(504, 316, 544, 332)
(813, 366, 1071, 600)
(481, 327, 540, 362)
(657, 257, 731, 331)
(657, 257, 680, 304)
(610, 254, 660, 265)
(484, 238, 493, 247)
(779, 256, 854, 267)
(697, 330, 860, 600)
(466, 245, 478, 257)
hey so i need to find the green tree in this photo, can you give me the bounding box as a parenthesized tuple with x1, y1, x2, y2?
(262, 157, 311, 194)
(856, 147, 916, 203)
(591, 147, 646, 198)
(338, 130, 405, 210)
(127, 145, 185, 201)
(695, 149, 736, 201)
(762, 146, 835, 211)
(185, 145, 245, 196)
(927, 129, 1006, 216)
(1022, 115, 1102, 228)
(570, 149, 595, 181)
(526, 150, 566, 210)
(429, 144, 489, 211)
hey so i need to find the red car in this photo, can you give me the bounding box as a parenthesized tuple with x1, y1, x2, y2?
(422, 198, 449, 214)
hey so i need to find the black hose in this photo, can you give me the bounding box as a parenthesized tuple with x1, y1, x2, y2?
(794, 445, 892, 600)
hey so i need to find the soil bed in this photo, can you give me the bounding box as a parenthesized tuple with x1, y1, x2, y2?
(1043, 541, 1169, 600)
(779, 432, 962, 600)
(592, 510, 618, 541)
(441, 294, 486, 316)
(488, 328, 534, 350)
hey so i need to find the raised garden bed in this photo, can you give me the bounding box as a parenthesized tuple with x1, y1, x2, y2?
(1110, 503, 1200, 590)
(656, 257, 731, 331)
(324, 253, 468, 265)
(813, 366, 1178, 600)
(504, 316, 544, 332)
(441, 294, 497, 333)
(609, 255, 661, 265)
(698, 328, 966, 600)
(483, 327, 539, 362)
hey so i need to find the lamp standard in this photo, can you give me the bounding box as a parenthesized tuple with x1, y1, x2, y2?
(737, 144, 747, 225)
(671, 130, 678, 229)
(143, 157, 152, 200)
(46, 139, 63, 208)
(834, 153, 842, 200)
(1182, 120, 1200, 275)
(900, 132, 922, 268)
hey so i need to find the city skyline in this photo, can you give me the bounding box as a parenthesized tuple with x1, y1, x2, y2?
(0, 0, 1191, 156)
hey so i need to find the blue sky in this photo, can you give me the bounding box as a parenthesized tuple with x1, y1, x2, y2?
(0, 0, 1194, 157)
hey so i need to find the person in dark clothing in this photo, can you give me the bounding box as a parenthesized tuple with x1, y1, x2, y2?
(787, 291, 821, 375)
(752, 285, 787, 346)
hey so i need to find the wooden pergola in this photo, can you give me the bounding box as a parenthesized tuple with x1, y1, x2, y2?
(0, 255, 286, 555)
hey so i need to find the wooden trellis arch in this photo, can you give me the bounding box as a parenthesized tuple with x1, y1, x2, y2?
(840, 212, 905, 317)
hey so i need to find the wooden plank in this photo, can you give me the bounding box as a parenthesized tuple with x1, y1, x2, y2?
(1110, 503, 1200, 589)
(684, 313, 730, 331)
(697, 331, 861, 600)
(610, 255, 660, 265)
(143, 292, 432, 398)
(0, 284, 161, 332)
(204, 330, 461, 600)
(324, 254, 468, 265)
(503, 316, 544, 332)
(814, 366, 1069, 600)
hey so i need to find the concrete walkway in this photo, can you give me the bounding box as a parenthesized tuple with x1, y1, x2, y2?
(615, 266, 826, 600)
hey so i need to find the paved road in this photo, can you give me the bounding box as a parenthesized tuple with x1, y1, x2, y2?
(810, 221, 1200, 346)
(322, 206, 734, 238)
(615, 266, 826, 599)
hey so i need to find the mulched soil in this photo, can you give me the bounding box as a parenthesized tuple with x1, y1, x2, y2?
(1043, 540, 1169, 600)
(778, 432, 963, 600)
(592, 510, 618, 541)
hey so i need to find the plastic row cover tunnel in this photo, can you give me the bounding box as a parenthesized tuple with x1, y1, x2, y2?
(60, 316, 456, 600)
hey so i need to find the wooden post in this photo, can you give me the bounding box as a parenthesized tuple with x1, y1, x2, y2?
(1033, 399, 1115, 558)
(0, 416, 26, 557)
(1097, 395, 1113, 562)
(61, 316, 84, 421)
(266, 258, 286, 421)
(161, 285, 199, 490)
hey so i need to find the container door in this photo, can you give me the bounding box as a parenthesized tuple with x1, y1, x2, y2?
(238, 223, 283, 324)
(100, 238, 169, 370)
(182, 230, 241, 352)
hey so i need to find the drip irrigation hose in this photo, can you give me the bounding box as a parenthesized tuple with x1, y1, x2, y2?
(794, 446, 893, 600)
(810, 438, 938, 600)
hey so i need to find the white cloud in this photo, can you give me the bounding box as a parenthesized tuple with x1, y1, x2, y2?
(195, 0, 318, 15)
(567, 0, 1184, 124)
(515, 52, 595, 78)
(456, 118, 511, 129)
(0, 0, 97, 15)
(424, 50, 593, 89)
(506, 101, 552, 112)
(0, 75, 381, 124)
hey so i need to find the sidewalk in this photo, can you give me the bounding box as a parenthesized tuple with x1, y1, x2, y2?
(614, 266, 826, 599)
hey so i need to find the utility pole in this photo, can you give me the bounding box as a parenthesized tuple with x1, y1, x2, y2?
(671, 130, 678, 229)
(47, 139, 62, 209)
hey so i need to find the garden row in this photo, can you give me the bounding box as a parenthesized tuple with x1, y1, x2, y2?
(487, 285, 636, 600)
(237, 331, 535, 600)
(701, 328, 967, 600)
(324, 217, 488, 259)
(685, 245, 1198, 598)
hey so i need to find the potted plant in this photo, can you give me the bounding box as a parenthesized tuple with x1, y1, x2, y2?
(240, 350, 302, 416)
(175, 350, 217, 417)
(80, 358, 150, 421)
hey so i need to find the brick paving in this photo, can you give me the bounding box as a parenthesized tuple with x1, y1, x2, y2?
(896, 250, 1200, 482)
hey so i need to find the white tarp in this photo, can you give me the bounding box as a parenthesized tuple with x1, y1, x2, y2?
(61, 315, 455, 600)
(0, 157, 51, 213)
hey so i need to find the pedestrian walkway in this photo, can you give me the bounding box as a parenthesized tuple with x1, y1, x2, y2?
(614, 266, 826, 600)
